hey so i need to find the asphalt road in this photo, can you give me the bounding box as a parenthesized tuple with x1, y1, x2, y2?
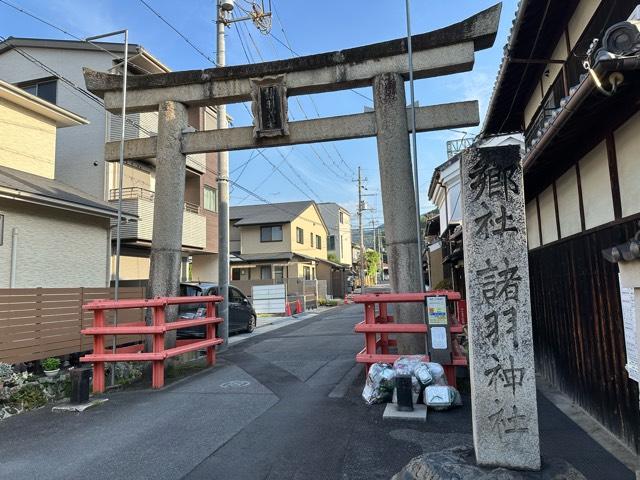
(0, 304, 634, 479)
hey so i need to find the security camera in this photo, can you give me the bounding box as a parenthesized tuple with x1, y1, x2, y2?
(93, 160, 99, 166)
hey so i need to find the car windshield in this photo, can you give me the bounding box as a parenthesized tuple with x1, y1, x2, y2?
(178, 285, 205, 316)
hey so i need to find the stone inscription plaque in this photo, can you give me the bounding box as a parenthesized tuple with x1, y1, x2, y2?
(250, 75, 289, 139)
(461, 145, 540, 470)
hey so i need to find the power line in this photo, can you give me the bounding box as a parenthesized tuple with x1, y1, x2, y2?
(137, 0, 219, 66)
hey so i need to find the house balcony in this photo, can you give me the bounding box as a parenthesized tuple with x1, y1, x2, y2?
(109, 187, 206, 250)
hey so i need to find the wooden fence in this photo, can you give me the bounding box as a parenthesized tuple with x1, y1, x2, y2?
(0, 287, 145, 365)
(529, 217, 640, 453)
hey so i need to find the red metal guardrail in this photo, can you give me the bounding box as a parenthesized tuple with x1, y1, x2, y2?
(80, 295, 223, 393)
(353, 291, 468, 388)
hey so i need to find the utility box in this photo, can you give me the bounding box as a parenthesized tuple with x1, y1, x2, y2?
(70, 367, 91, 404)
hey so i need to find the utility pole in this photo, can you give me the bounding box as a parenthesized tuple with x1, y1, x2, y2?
(357, 166, 366, 293)
(216, 0, 272, 347)
(216, 0, 230, 348)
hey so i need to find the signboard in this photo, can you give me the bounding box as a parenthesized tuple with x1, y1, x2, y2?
(250, 75, 289, 139)
(425, 296, 451, 364)
(426, 296, 448, 325)
(619, 274, 639, 382)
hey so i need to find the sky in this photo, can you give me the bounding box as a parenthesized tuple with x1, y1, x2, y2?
(0, 0, 519, 227)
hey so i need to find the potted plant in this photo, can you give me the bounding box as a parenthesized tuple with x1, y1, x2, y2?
(41, 358, 61, 378)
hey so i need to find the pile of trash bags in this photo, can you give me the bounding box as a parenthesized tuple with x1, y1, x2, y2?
(362, 355, 462, 410)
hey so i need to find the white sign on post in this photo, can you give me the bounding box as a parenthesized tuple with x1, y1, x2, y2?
(619, 274, 639, 382)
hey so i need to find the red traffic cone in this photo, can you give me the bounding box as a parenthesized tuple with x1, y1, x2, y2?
(285, 301, 292, 316)
(296, 299, 303, 313)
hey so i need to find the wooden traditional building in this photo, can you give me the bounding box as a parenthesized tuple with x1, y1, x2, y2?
(483, 0, 640, 452)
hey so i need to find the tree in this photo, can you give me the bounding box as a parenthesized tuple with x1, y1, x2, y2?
(365, 249, 381, 279)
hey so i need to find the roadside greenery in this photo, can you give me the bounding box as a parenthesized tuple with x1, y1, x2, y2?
(365, 249, 381, 278)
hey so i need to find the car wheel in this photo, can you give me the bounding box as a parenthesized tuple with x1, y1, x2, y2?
(246, 315, 256, 333)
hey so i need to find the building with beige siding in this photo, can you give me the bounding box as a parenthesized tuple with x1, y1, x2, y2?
(483, 0, 640, 453)
(228, 201, 349, 298)
(0, 79, 126, 288)
(0, 38, 220, 283)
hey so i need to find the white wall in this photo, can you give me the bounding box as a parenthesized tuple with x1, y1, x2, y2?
(614, 111, 640, 218)
(556, 166, 582, 238)
(579, 141, 614, 230)
(525, 200, 540, 250)
(0, 199, 110, 288)
(538, 185, 558, 244)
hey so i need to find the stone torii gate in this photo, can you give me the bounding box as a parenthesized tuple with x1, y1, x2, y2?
(83, 5, 500, 357)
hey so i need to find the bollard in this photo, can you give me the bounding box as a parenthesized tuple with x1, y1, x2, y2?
(395, 374, 414, 412)
(70, 367, 91, 404)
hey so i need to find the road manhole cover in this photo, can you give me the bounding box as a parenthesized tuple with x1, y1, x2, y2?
(220, 380, 251, 388)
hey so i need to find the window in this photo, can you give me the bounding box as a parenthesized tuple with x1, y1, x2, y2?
(296, 227, 304, 244)
(232, 268, 249, 280)
(19, 78, 57, 104)
(303, 266, 311, 280)
(316, 235, 322, 249)
(261, 225, 283, 242)
(339, 211, 345, 224)
(310, 233, 314, 247)
(204, 186, 218, 212)
(327, 235, 335, 251)
(274, 265, 284, 283)
(260, 265, 271, 280)
(229, 287, 245, 303)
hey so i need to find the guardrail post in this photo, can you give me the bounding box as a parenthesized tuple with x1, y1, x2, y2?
(152, 303, 165, 389)
(379, 302, 389, 354)
(206, 301, 216, 366)
(92, 308, 106, 394)
(364, 302, 376, 371)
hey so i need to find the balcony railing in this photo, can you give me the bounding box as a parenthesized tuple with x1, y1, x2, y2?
(109, 187, 155, 202)
(108, 189, 206, 249)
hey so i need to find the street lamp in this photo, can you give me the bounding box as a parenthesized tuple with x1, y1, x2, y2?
(85, 29, 128, 387)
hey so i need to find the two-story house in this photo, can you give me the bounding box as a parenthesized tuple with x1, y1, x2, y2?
(483, 0, 640, 453)
(0, 38, 219, 283)
(229, 201, 329, 283)
(0, 78, 127, 287)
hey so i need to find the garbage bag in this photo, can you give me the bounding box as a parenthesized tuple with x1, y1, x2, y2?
(424, 385, 462, 410)
(413, 363, 433, 389)
(393, 355, 423, 377)
(426, 362, 447, 386)
(362, 363, 395, 405)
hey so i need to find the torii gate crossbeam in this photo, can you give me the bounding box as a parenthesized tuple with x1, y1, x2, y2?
(83, 3, 501, 357)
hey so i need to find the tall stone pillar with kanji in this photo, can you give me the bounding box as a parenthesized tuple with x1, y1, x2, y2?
(461, 145, 540, 470)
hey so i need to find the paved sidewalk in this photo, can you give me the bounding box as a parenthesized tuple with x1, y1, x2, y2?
(0, 305, 635, 479)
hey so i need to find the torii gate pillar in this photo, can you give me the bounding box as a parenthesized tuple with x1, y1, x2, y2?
(373, 73, 425, 354)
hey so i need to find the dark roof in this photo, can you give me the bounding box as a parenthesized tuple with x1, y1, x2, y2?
(230, 201, 313, 226)
(483, 1, 580, 135)
(0, 166, 133, 219)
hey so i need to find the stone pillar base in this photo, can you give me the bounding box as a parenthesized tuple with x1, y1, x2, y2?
(392, 446, 586, 480)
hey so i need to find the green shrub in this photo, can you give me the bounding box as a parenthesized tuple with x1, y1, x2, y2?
(9, 384, 47, 410)
(41, 357, 61, 371)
